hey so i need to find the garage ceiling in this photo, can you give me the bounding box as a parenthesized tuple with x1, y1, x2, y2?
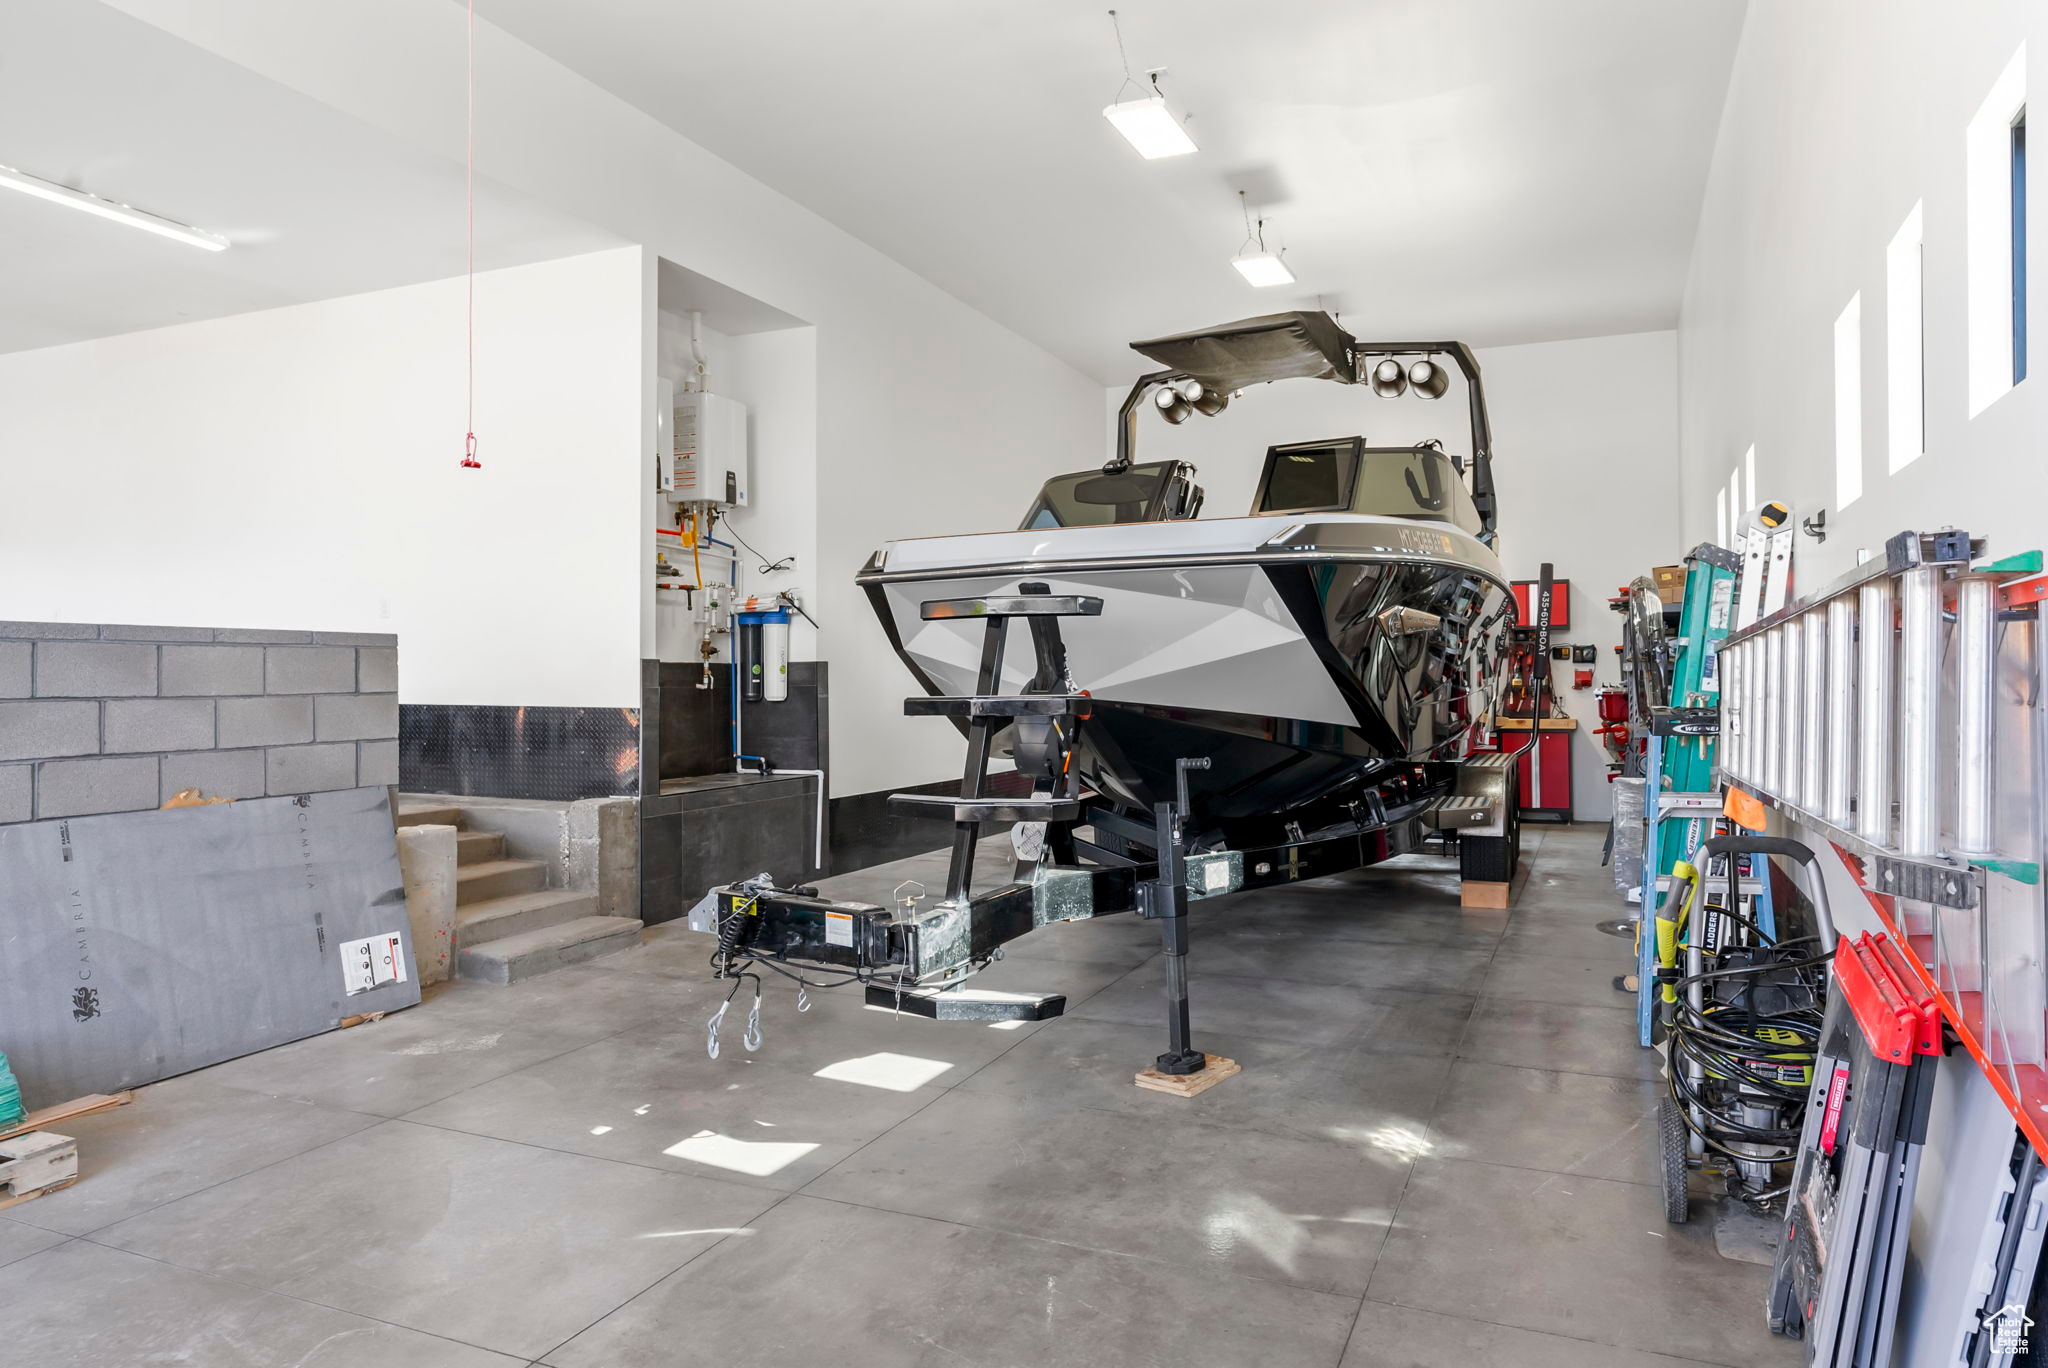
(0, 0, 620, 355)
(474, 0, 1748, 381)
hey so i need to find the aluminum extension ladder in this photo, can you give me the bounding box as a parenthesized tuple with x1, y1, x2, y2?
(1717, 530, 2046, 1068)
(1720, 529, 2038, 883)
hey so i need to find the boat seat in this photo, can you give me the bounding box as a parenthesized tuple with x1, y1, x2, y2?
(888, 793, 1086, 824)
(904, 695, 1089, 718)
(920, 594, 1103, 620)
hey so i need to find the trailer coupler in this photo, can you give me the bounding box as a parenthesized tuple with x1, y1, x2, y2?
(687, 874, 1072, 1024)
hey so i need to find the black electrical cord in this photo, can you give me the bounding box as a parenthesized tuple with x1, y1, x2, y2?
(1663, 943, 1831, 1166)
(720, 522, 794, 575)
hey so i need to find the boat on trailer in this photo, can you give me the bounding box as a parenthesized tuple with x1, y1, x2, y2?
(862, 309, 1513, 849)
(699, 311, 1522, 1078)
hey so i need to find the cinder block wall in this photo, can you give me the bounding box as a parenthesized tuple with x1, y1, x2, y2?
(0, 622, 397, 823)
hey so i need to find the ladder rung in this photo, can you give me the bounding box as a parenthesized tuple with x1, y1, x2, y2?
(921, 595, 1104, 621)
(905, 695, 1089, 718)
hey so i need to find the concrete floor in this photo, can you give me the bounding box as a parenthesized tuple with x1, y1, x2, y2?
(3, 823, 1799, 1367)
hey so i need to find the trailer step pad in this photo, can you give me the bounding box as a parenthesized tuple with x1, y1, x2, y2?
(888, 793, 1084, 823)
(1135, 1054, 1241, 1098)
(904, 695, 1089, 718)
(863, 983, 1066, 1021)
(1424, 794, 1496, 828)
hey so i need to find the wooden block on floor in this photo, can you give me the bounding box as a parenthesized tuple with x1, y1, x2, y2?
(1134, 1053, 1241, 1097)
(0, 1130, 79, 1210)
(0, 1091, 131, 1145)
(1461, 880, 1511, 909)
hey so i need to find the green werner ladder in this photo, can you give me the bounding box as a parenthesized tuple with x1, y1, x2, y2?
(1653, 543, 1742, 878)
(1635, 543, 1742, 1044)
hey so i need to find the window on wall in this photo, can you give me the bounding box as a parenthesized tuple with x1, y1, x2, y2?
(1716, 487, 1728, 547)
(1743, 444, 1756, 509)
(1727, 463, 1743, 534)
(1886, 202, 1926, 473)
(1967, 44, 2027, 416)
(1835, 294, 1864, 509)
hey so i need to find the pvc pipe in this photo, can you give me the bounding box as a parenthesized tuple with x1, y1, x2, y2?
(686, 309, 708, 393)
(770, 768, 827, 872)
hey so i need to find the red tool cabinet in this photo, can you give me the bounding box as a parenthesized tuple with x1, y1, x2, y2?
(1485, 716, 1575, 823)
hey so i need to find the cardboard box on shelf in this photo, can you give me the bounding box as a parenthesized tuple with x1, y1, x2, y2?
(1652, 565, 1687, 605)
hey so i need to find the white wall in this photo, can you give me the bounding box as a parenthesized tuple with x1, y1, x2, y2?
(1684, 6, 2047, 1357)
(105, 0, 1109, 800)
(1110, 330, 1680, 821)
(1679, 1, 2046, 580)
(0, 247, 645, 708)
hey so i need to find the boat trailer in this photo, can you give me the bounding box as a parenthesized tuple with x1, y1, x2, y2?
(693, 587, 1517, 1077)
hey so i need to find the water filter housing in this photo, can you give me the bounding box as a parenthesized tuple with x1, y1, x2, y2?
(736, 608, 790, 702)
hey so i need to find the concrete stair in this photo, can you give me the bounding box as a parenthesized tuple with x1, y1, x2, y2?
(458, 887, 600, 946)
(455, 917, 647, 984)
(455, 830, 504, 865)
(397, 799, 641, 983)
(456, 857, 550, 903)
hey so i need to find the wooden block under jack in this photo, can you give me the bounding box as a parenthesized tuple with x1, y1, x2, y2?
(1134, 1054, 1241, 1097)
(0, 1130, 79, 1211)
(1461, 880, 1511, 910)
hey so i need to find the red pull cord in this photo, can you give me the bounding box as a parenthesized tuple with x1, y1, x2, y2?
(459, 0, 481, 469)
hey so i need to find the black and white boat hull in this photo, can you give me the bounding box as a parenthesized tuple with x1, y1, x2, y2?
(860, 514, 1511, 831)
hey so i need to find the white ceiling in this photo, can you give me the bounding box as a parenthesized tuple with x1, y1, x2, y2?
(0, 0, 620, 355)
(475, 0, 1747, 382)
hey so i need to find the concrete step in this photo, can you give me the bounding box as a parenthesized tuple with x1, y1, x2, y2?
(455, 858, 549, 905)
(456, 916, 645, 985)
(455, 830, 506, 866)
(457, 888, 599, 947)
(397, 803, 465, 829)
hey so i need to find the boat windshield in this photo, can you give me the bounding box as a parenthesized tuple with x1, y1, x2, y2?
(1357, 447, 1485, 535)
(1254, 440, 1483, 536)
(1021, 461, 1190, 529)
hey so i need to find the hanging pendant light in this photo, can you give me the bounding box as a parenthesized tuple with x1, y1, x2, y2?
(1230, 191, 1294, 286)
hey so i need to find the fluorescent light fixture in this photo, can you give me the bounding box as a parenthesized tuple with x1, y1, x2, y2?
(1103, 95, 1197, 159)
(0, 163, 229, 252)
(1232, 251, 1294, 287)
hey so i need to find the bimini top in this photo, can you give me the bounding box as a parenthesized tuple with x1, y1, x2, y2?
(1129, 311, 1354, 389)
